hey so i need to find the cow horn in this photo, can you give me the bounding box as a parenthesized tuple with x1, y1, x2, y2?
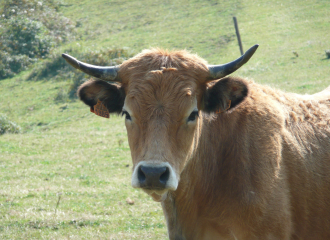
(208, 44, 259, 80)
(62, 53, 120, 82)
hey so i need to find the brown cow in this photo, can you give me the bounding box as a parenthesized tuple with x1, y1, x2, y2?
(62, 45, 330, 239)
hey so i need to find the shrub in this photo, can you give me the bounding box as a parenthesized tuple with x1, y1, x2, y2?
(2, 17, 53, 57)
(0, 51, 32, 79)
(0, 17, 52, 78)
(0, 0, 75, 44)
(0, 114, 21, 135)
(0, 0, 76, 80)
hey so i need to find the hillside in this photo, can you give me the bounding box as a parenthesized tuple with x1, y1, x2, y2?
(0, 0, 329, 239)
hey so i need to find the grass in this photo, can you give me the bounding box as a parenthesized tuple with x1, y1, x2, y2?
(0, 0, 330, 239)
(0, 81, 166, 238)
(0, 76, 166, 239)
(60, 0, 330, 93)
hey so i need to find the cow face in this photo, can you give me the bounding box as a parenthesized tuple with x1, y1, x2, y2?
(122, 68, 203, 201)
(64, 46, 257, 201)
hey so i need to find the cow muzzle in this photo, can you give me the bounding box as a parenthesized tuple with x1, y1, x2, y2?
(131, 161, 178, 201)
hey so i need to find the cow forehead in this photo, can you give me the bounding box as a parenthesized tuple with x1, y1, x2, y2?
(127, 68, 196, 99)
(118, 48, 209, 118)
(125, 69, 199, 119)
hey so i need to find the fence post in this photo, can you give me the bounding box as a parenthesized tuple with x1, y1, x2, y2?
(233, 16, 243, 55)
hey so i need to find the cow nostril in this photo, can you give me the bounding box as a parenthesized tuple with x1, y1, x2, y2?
(138, 166, 146, 183)
(159, 167, 170, 184)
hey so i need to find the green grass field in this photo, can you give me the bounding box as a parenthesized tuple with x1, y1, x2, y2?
(0, 0, 329, 239)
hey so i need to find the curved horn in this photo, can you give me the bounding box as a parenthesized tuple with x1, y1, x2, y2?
(62, 53, 120, 82)
(208, 44, 259, 80)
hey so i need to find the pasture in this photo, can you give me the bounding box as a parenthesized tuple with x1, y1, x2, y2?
(0, 0, 329, 239)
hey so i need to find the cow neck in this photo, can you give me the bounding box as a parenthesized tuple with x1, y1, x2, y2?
(161, 112, 242, 238)
(172, 108, 261, 234)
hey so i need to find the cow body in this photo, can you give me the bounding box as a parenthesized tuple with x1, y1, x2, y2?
(64, 48, 330, 239)
(162, 82, 330, 239)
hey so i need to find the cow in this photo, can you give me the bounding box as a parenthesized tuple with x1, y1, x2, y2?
(62, 45, 330, 239)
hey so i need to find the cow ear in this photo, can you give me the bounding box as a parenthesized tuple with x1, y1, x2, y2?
(203, 77, 248, 113)
(78, 80, 125, 114)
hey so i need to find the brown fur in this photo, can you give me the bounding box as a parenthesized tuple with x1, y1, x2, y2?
(78, 48, 330, 239)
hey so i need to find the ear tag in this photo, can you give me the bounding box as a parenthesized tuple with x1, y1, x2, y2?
(216, 100, 232, 114)
(92, 100, 109, 118)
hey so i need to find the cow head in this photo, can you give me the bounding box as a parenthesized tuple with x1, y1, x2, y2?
(62, 45, 258, 201)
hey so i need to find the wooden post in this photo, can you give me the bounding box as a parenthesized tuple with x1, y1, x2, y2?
(233, 16, 243, 55)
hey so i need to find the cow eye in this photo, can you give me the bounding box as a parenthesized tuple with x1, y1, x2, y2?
(122, 111, 131, 121)
(187, 111, 199, 122)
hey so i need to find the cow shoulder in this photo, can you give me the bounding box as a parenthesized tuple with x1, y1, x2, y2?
(77, 79, 125, 114)
(203, 76, 248, 113)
